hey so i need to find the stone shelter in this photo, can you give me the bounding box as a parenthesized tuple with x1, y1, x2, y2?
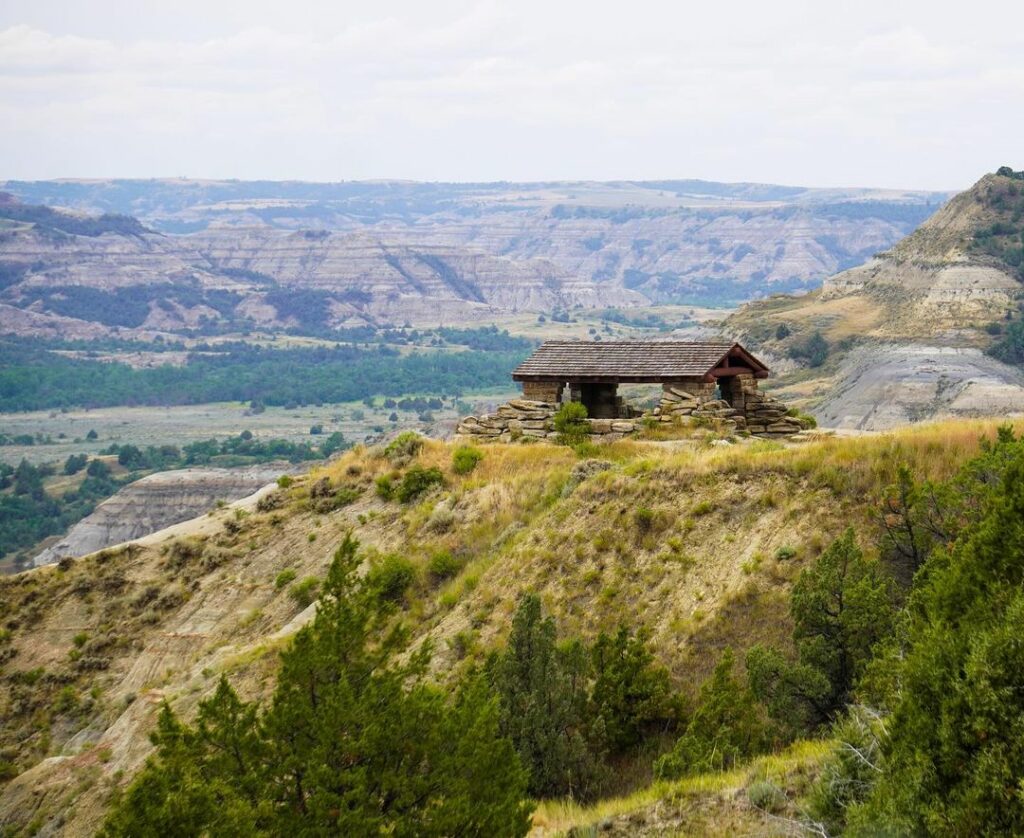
(456, 340, 810, 441)
(512, 340, 770, 418)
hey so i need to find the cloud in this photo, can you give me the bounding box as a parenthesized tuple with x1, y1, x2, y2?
(0, 0, 1022, 188)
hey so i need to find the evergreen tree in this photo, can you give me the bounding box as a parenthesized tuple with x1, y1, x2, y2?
(655, 649, 769, 779)
(490, 593, 605, 800)
(747, 529, 894, 735)
(851, 431, 1024, 834)
(102, 535, 532, 837)
(589, 625, 678, 754)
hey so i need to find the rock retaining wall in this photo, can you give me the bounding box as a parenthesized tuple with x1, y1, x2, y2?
(455, 399, 638, 443)
(650, 378, 809, 437)
(457, 380, 810, 443)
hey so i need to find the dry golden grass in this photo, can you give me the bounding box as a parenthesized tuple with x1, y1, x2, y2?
(531, 739, 831, 836)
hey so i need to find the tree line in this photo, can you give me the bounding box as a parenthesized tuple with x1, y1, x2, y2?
(0, 342, 529, 412)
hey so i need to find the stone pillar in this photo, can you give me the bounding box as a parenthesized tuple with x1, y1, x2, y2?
(720, 374, 755, 413)
(522, 380, 564, 404)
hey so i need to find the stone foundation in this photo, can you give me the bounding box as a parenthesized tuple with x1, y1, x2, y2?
(648, 377, 809, 436)
(457, 378, 811, 443)
(455, 399, 638, 444)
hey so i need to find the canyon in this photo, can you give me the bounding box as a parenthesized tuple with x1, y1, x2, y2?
(0, 179, 945, 335)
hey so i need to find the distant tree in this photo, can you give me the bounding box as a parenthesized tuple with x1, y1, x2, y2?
(789, 331, 829, 368)
(388, 412, 399, 423)
(86, 459, 110, 479)
(116, 445, 145, 469)
(86, 429, 98, 441)
(63, 453, 88, 475)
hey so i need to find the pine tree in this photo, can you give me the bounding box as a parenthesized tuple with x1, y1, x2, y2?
(655, 649, 769, 779)
(747, 529, 894, 735)
(852, 433, 1024, 834)
(589, 625, 678, 754)
(102, 534, 532, 837)
(490, 593, 605, 800)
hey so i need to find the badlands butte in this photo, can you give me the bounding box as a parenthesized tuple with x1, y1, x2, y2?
(0, 177, 943, 337)
(728, 168, 1024, 429)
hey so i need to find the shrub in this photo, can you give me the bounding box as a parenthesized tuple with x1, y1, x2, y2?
(275, 569, 297, 589)
(425, 504, 455, 533)
(775, 323, 791, 340)
(785, 407, 818, 429)
(366, 554, 417, 604)
(428, 550, 462, 583)
(452, 445, 484, 475)
(775, 545, 797, 561)
(375, 474, 395, 500)
(809, 705, 886, 835)
(256, 491, 285, 513)
(54, 685, 79, 714)
(396, 466, 444, 503)
(554, 402, 589, 446)
(289, 576, 320, 608)
(748, 780, 786, 813)
(384, 431, 423, 463)
(276, 475, 293, 489)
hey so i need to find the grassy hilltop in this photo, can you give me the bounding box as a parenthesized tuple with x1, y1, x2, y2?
(3, 419, 1023, 835)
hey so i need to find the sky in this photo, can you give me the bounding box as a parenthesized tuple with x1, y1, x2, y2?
(1, 0, 1022, 190)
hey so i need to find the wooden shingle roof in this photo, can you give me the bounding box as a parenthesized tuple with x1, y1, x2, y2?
(512, 340, 769, 382)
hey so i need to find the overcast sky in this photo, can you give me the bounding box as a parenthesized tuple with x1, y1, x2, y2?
(1, 0, 1021, 189)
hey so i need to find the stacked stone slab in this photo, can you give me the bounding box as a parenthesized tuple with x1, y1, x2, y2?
(645, 377, 808, 438)
(741, 390, 807, 437)
(455, 399, 638, 444)
(648, 384, 745, 432)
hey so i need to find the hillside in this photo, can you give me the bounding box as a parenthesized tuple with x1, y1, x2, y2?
(0, 179, 947, 337)
(0, 423, 1002, 835)
(728, 168, 1024, 429)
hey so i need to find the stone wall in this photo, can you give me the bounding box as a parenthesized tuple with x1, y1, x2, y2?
(457, 378, 810, 443)
(521, 381, 563, 403)
(648, 377, 809, 436)
(455, 399, 638, 443)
